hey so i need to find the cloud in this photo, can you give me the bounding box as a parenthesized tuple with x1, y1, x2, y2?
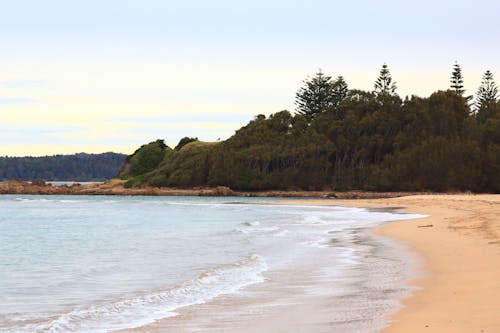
(0, 98, 37, 104)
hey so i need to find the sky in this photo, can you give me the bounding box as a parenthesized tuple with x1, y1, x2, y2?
(1, 0, 499, 156)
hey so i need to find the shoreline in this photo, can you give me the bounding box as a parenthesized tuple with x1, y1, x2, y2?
(287, 195, 500, 332)
(118, 203, 422, 333)
(4, 191, 498, 331)
(0, 179, 429, 199)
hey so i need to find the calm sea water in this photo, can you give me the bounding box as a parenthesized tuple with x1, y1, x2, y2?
(0, 195, 422, 332)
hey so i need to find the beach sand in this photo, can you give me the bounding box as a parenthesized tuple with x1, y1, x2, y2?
(122, 194, 500, 332)
(321, 194, 500, 332)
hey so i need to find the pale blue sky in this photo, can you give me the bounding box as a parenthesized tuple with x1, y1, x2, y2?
(1, 0, 499, 155)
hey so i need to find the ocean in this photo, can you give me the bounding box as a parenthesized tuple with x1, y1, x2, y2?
(0, 195, 423, 332)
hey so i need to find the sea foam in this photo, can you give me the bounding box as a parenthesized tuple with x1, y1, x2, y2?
(19, 255, 267, 333)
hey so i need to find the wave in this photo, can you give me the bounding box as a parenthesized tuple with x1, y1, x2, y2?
(241, 221, 260, 227)
(233, 226, 284, 236)
(13, 255, 267, 333)
(7, 197, 115, 204)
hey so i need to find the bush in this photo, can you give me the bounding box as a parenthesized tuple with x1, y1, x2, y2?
(128, 140, 167, 176)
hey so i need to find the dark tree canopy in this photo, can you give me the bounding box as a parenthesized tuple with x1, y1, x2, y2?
(0, 153, 126, 181)
(121, 64, 500, 193)
(295, 71, 336, 120)
(295, 72, 349, 121)
(332, 75, 349, 106)
(125, 140, 168, 177)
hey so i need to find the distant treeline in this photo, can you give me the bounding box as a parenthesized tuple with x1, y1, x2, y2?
(121, 63, 500, 192)
(0, 152, 127, 181)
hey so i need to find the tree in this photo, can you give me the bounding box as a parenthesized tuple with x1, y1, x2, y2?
(328, 75, 350, 119)
(332, 75, 349, 104)
(450, 62, 473, 103)
(374, 63, 397, 96)
(476, 70, 498, 111)
(128, 140, 167, 176)
(125, 64, 500, 193)
(450, 62, 465, 95)
(0, 153, 127, 181)
(295, 71, 335, 120)
(175, 137, 199, 151)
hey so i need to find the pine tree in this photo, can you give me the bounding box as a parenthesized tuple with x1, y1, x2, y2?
(332, 75, 349, 104)
(450, 62, 465, 95)
(450, 62, 473, 103)
(295, 71, 335, 120)
(476, 70, 498, 111)
(374, 64, 397, 96)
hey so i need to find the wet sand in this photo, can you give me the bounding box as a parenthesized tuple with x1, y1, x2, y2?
(120, 229, 418, 333)
(305, 194, 500, 332)
(119, 201, 420, 333)
(120, 194, 500, 332)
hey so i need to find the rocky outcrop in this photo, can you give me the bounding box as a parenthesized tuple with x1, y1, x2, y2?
(0, 179, 420, 198)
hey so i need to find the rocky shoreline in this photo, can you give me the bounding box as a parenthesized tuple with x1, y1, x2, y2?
(0, 179, 425, 199)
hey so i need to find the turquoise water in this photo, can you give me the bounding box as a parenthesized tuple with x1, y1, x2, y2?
(0, 195, 422, 332)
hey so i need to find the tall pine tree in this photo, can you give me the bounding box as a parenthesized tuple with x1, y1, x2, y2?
(450, 62, 473, 103)
(295, 71, 335, 120)
(374, 63, 397, 96)
(332, 75, 349, 104)
(450, 62, 465, 95)
(476, 70, 498, 110)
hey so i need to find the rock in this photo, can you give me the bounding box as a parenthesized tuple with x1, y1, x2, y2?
(213, 186, 235, 196)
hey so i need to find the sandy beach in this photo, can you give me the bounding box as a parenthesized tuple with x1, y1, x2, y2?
(119, 194, 500, 333)
(312, 194, 500, 333)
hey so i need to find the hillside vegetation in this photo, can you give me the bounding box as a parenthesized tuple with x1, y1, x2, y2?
(0, 152, 127, 181)
(121, 64, 500, 192)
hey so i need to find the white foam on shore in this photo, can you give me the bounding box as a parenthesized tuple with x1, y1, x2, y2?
(0, 197, 426, 333)
(10, 255, 267, 333)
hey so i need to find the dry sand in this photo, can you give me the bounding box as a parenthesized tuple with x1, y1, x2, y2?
(326, 194, 500, 333)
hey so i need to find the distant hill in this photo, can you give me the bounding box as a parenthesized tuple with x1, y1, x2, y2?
(0, 152, 127, 181)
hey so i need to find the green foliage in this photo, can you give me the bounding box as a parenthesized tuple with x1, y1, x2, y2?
(174, 137, 199, 151)
(118, 172, 129, 180)
(333, 76, 349, 101)
(0, 153, 126, 181)
(124, 66, 500, 193)
(124, 175, 143, 188)
(295, 71, 348, 120)
(450, 62, 465, 95)
(450, 62, 473, 102)
(141, 141, 218, 187)
(376, 137, 482, 191)
(374, 63, 397, 96)
(475, 70, 498, 117)
(127, 140, 168, 176)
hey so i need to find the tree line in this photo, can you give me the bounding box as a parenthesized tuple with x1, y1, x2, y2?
(122, 63, 500, 192)
(0, 152, 127, 181)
